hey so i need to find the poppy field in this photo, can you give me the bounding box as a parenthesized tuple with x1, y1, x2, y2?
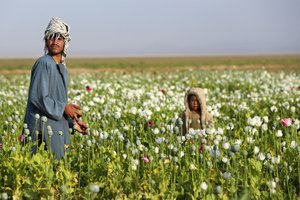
(0, 68, 299, 199)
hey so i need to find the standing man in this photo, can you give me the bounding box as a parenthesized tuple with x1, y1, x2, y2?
(24, 17, 88, 158)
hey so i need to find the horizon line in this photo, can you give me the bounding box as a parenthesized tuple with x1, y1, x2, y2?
(0, 52, 300, 59)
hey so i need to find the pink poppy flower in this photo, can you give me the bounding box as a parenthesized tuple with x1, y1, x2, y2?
(143, 156, 150, 163)
(281, 118, 293, 126)
(86, 85, 93, 92)
(146, 120, 154, 128)
(291, 85, 300, 91)
(199, 144, 205, 153)
(18, 135, 25, 142)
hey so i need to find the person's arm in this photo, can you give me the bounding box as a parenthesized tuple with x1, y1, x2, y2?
(66, 115, 88, 135)
(64, 104, 82, 119)
(74, 119, 88, 134)
(29, 59, 65, 121)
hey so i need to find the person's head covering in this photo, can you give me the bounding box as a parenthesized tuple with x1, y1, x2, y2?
(183, 87, 213, 129)
(44, 17, 71, 64)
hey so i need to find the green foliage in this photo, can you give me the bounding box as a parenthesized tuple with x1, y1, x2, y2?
(0, 69, 299, 199)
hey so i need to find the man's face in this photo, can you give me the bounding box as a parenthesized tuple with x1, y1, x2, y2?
(188, 95, 199, 111)
(46, 34, 65, 56)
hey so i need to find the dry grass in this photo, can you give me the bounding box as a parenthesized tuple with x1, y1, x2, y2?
(0, 54, 299, 74)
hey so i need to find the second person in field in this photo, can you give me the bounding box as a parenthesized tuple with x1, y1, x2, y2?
(181, 87, 214, 135)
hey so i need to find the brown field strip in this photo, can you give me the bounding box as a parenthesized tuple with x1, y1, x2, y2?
(0, 55, 299, 74)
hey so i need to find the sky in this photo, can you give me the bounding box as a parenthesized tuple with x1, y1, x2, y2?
(1, 0, 300, 58)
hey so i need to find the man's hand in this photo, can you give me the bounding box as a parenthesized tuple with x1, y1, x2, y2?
(65, 104, 82, 119)
(73, 119, 88, 135)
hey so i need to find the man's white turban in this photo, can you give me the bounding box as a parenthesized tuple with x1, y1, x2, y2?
(44, 17, 71, 64)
